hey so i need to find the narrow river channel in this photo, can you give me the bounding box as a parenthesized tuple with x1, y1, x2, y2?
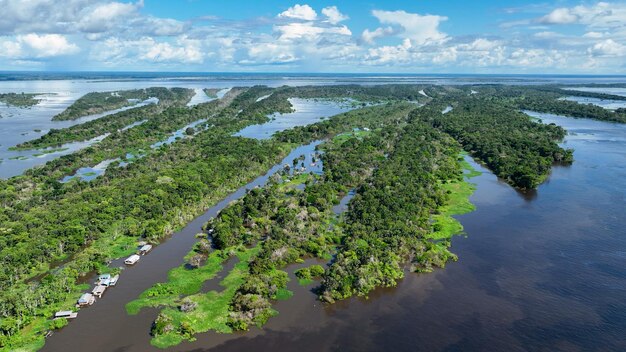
(43, 111, 626, 352)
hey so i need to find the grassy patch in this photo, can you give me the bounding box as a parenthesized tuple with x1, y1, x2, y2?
(126, 249, 230, 315)
(331, 129, 372, 145)
(428, 156, 480, 240)
(275, 288, 294, 300)
(148, 246, 260, 348)
(297, 278, 315, 286)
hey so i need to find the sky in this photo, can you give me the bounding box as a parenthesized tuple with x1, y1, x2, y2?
(0, 0, 625, 73)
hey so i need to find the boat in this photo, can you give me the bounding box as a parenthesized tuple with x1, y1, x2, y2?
(125, 254, 140, 265)
(54, 311, 78, 319)
(76, 293, 95, 307)
(109, 274, 119, 286)
(92, 285, 106, 298)
(139, 244, 152, 255)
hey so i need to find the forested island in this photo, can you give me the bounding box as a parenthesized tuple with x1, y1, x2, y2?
(52, 87, 195, 121)
(0, 93, 41, 108)
(0, 83, 621, 351)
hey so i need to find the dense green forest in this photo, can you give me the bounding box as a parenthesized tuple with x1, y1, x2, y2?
(2, 83, 617, 351)
(426, 99, 573, 189)
(0, 93, 41, 107)
(468, 85, 626, 123)
(52, 87, 195, 121)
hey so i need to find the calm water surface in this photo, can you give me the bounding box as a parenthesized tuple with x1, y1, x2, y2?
(40, 110, 626, 351)
(2, 76, 625, 351)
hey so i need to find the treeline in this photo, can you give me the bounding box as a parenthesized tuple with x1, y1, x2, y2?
(427, 98, 573, 189)
(52, 87, 195, 121)
(469, 85, 626, 123)
(0, 86, 302, 350)
(0, 93, 40, 107)
(13, 87, 249, 151)
(214, 113, 404, 331)
(281, 84, 438, 103)
(320, 113, 462, 301)
(274, 102, 413, 144)
(517, 96, 626, 123)
(14, 104, 160, 150)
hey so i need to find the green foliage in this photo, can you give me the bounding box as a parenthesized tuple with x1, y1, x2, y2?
(0, 93, 40, 108)
(426, 98, 573, 189)
(52, 87, 195, 121)
(2, 83, 600, 350)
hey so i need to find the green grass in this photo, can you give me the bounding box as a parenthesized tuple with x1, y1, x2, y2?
(297, 278, 315, 286)
(279, 172, 311, 189)
(126, 248, 231, 315)
(332, 129, 372, 144)
(148, 246, 261, 348)
(9, 156, 28, 160)
(427, 156, 481, 240)
(275, 288, 294, 300)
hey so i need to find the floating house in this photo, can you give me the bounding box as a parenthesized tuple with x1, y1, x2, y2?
(110, 274, 119, 286)
(77, 293, 95, 307)
(125, 254, 140, 265)
(54, 311, 77, 319)
(98, 273, 111, 281)
(92, 285, 106, 298)
(139, 244, 153, 255)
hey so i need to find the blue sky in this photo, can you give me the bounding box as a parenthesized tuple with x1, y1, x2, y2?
(0, 0, 625, 73)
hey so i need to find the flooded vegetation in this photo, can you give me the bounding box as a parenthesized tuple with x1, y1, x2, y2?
(1, 78, 626, 352)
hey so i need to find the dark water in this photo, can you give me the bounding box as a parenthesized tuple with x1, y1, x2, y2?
(41, 141, 323, 352)
(41, 111, 626, 351)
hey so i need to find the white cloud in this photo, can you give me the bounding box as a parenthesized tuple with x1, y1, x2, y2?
(134, 17, 188, 36)
(371, 10, 448, 45)
(274, 22, 351, 40)
(538, 2, 626, 28)
(0, 0, 624, 73)
(0, 33, 80, 58)
(583, 31, 605, 38)
(278, 4, 317, 21)
(246, 42, 299, 64)
(0, 40, 22, 58)
(322, 6, 348, 25)
(18, 33, 79, 57)
(457, 38, 501, 51)
(78, 1, 142, 32)
(142, 41, 202, 63)
(361, 27, 394, 45)
(588, 39, 626, 57)
(539, 8, 579, 24)
(365, 38, 413, 64)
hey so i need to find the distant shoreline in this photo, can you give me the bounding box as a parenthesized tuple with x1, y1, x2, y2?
(1, 71, 626, 82)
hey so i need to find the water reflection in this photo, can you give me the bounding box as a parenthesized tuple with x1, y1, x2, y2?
(234, 98, 352, 140)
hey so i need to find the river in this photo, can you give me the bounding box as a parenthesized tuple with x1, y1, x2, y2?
(38, 107, 626, 351)
(0, 74, 622, 351)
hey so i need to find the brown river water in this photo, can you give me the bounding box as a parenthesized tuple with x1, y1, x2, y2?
(42, 112, 626, 352)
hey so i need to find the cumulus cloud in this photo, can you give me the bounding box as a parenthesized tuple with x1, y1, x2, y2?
(278, 4, 317, 21)
(274, 22, 351, 40)
(370, 10, 448, 45)
(539, 8, 579, 24)
(78, 1, 142, 32)
(0, 0, 624, 72)
(0, 33, 79, 59)
(588, 39, 626, 57)
(322, 6, 348, 25)
(361, 27, 394, 45)
(538, 2, 626, 28)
